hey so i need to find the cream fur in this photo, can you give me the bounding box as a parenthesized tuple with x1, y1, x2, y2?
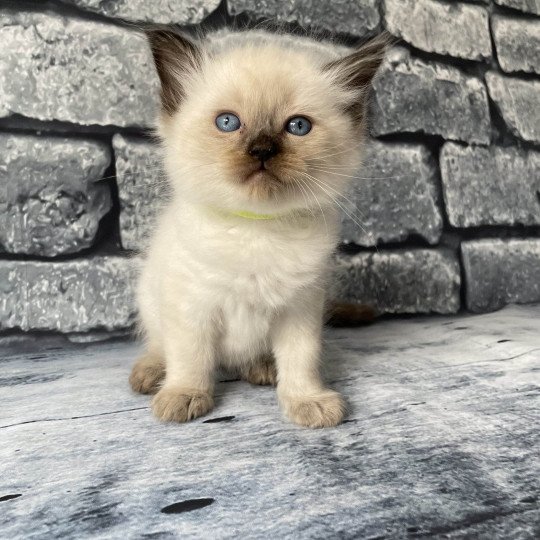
(132, 29, 384, 428)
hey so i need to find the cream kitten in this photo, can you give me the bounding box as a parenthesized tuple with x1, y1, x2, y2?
(129, 28, 388, 427)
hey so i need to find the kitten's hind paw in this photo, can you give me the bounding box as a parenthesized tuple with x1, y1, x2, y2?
(280, 390, 346, 428)
(240, 356, 277, 386)
(152, 387, 214, 423)
(129, 353, 165, 395)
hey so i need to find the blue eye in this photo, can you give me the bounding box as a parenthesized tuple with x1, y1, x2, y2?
(286, 116, 312, 136)
(215, 113, 241, 132)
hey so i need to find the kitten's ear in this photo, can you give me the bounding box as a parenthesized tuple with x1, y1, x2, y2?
(325, 32, 393, 122)
(145, 29, 202, 116)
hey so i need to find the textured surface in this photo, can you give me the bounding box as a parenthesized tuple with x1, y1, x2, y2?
(59, 0, 221, 24)
(486, 72, 540, 144)
(440, 143, 540, 228)
(492, 15, 540, 75)
(0, 0, 539, 333)
(0, 133, 111, 256)
(1, 305, 539, 538)
(332, 249, 461, 314)
(342, 140, 442, 246)
(385, 0, 491, 61)
(371, 48, 490, 144)
(0, 9, 159, 126)
(228, 0, 380, 36)
(494, 0, 540, 15)
(0, 257, 137, 332)
(462, 239, 540, 313)
(113, 134, 167, 252)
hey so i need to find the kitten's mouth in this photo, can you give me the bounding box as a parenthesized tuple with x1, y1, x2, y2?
(244, 165, 279, 184)
(238, 162, 285, 200)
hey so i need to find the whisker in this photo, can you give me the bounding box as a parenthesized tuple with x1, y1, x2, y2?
(297, 175, 330, 238)
(293, 170, 377, 251)
(309, 167, 403, 181)
(293, 175, 314, 221)
(302, 140, 356, 161)
(306, 145, 356, 162)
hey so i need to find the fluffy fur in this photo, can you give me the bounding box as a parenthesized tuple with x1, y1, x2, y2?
(130, 28, 388, 427)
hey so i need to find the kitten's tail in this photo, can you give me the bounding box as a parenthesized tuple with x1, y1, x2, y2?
(326, 301, 377, 327)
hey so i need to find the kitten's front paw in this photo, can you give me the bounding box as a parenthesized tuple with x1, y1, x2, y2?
(129, 354, 165, 395)
(280, 390, 346, 428)
(151, 387, 214, 423)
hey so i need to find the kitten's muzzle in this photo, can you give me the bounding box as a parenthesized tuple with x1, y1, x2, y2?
(248, 134, 280, 164)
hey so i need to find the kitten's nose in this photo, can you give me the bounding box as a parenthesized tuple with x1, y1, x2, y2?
(248, 135, 280, 162)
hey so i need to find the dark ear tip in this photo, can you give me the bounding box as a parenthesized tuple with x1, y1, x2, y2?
(143, 26, 168, 38)
(378, 29, 396, 42)
(143, 28, 171, 51)
(379, 30, 399, 49)
(143, 26, 202, 116)
(143, 27, 195, 48)
(358, 30, 396, 55)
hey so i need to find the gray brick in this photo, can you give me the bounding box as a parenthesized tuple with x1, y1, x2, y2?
(385, 0, 491, 61)
(486, 72, 540, 144)
(59, 0, 221, 24)
(228, 0, 380, 37)
(332, 249, 461, 314)
(341, 140, 442, 246)
(371, 48, 490, 144)
(440, 143, 540, 228)
(0, 133, 111, 257)
(113, 135, 167, 252)
(0, 257, 137, 332)
(492, 15, 540, 75)
(462, 239, 540, 312)
(0, 10, 158, 127)
(494, 0, 540, 15)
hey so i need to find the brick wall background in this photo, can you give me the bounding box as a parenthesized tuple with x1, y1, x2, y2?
(1, 0, 539, 339)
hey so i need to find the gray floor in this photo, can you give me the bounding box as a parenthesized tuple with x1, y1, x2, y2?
(1, 305, 539, 539)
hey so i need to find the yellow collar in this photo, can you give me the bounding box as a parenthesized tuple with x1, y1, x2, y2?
(228, 209, 278, 220)
(209, 206, 281, 220)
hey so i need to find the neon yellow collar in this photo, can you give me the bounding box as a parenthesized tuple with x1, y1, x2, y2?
(209, 206, 281, 220)
(228, 209, 278, 220)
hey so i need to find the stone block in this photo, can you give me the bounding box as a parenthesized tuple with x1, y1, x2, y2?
(385, 0, 491, 61)
(462, 239, 540, 312)
(486, 72, 540, 144)
(59, 0, 221, 24)
(332, 249, 461, 314)
(492, 15, 540, 75)
(494, 0, 540, 15)
(0, 257, 138, 332)
(371, 48, 490, 144)
(0, 10, 158, 127)
(228, 0, 380, 37)
(341, 140, 442, 246)
(0, 133, 112, 257)
(113, 134, 167, 252)
(440, 143, 540, 228)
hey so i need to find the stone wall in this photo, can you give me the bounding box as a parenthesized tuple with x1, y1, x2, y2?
(1, 0, 539, 338)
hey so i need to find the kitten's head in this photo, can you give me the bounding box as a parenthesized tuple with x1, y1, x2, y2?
(147, 29, 389, 214)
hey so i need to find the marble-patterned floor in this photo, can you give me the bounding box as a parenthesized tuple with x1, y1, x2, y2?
(1, 305, 539, 539)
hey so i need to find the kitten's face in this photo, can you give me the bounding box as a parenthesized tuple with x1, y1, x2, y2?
(150, 31, 388, 213)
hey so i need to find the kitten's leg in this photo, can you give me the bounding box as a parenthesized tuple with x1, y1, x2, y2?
(238, 354, 277, 386)
(151, 315, 216, 423)
(129, 345, 165, 395)
(132, 267, 166, 395)
(272, 288, 346, 428)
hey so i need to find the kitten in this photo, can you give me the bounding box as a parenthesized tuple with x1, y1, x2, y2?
(129, 28, 388, 427)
